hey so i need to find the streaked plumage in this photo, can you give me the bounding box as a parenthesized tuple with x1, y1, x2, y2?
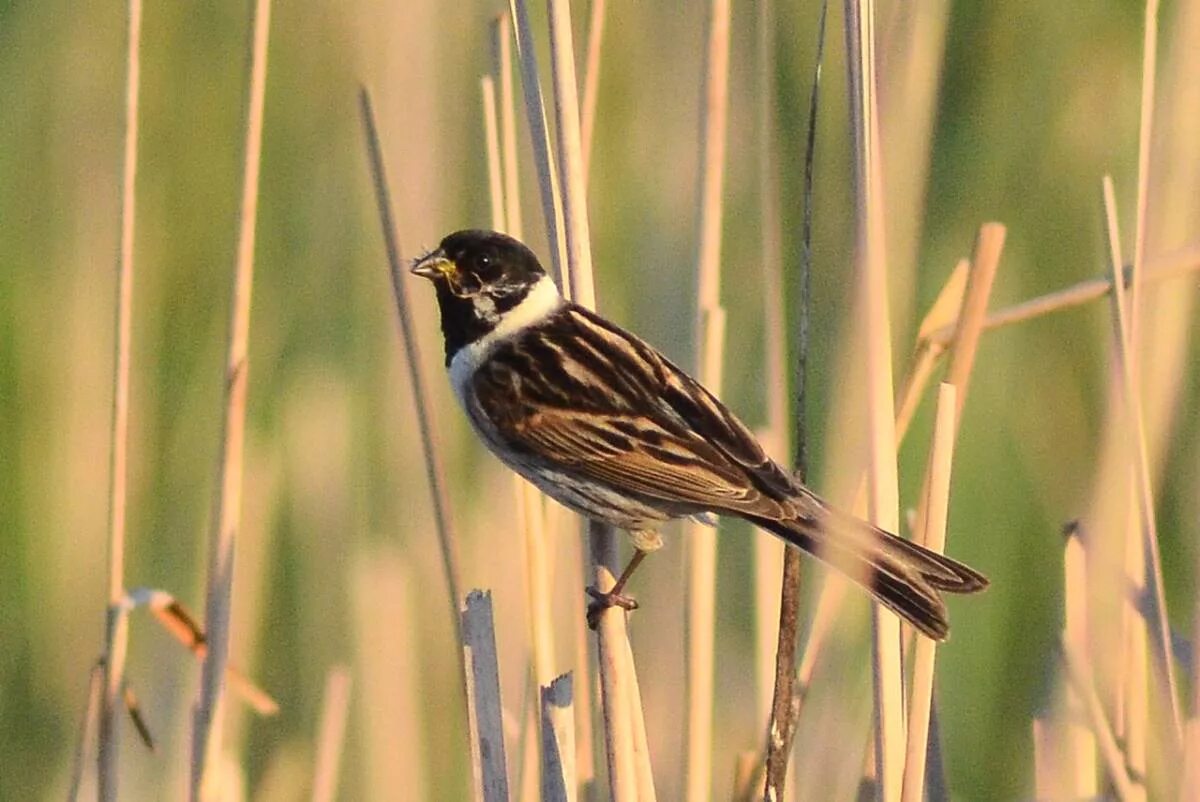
(412, 229, 987, 639)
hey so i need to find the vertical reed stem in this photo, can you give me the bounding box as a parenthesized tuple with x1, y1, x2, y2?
(98, 0, 142, 797)
(843, 0, 905, 797)
(191, 0, 271, 796)
(685, 1, 730, 799)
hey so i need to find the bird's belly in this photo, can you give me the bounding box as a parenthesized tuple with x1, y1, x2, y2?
(516, 465, 676, 530)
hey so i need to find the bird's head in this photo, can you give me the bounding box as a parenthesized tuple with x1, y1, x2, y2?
(412, 230, 559, 363)
(412, 229, 546, 297)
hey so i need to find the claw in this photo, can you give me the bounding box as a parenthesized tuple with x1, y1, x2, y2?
(585, 586, 639, 629)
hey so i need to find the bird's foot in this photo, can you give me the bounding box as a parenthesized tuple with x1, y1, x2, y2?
(585, 586, 639, 630)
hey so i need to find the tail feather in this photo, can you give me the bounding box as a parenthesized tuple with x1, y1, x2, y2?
(750, 511, 988, 641)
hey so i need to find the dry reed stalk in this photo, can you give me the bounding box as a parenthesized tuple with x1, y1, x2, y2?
(941, 225, 1004, 418)
(496, 17, 597, 783)
(358, 86, 466, 636)
(580, 0, 607, 179)
(485, 35, 558, 800)
(875, 0, 951, 317)
(907, 226, 1004, 549)
(588, 525, 638, 800)
(1121, 495, 1149, 801)
(569, 534, 598, 793)
(541, 674, 577, 802)
(924, 242, 1200, 350)
(482, 76, 507, 232)
(1189, 526, 1200, 797)
(624, 632, 657, 801)
(1129, 0, 1160, 350)
(765, 3, 827, 796)
(1031, 716, 1062, 800)
(539, 0, 649, 796)
(1061, 527, 1098, 796)
(493, 13, 524, 241)
(222, 439, 278, 753)
(190, 0, 272, 796)
(486, 30, 558, 739)
(311, 667, 353, 802)
(843, 0, 906, 796)
(1060, 639, 1137, 799)
(1102, 176, 1183, 746)
(792, 229, 990, 746)
(508, 0, 568, 288)
(519, 478, 558, 771)
(753, 0, 788, 736)
(545, 0, 597, 303)
(1125, 1, 1161, 786)
(894, 260, 967, 440)
(732, 752, 760, 802)
(68, 661, 104, 802)
(463, 591, 513, 802)
(98, 0, 141, 797)
(900, 383, 956, 802)
(128, 588, 278, 714)
(484, 62, 554, 799)
(352, 550, 428, 800)
(684, 1, 731, 799)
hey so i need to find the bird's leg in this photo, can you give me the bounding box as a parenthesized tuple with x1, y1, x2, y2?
(586, 529, 662, 630)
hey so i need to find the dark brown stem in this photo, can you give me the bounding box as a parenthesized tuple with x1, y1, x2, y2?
(762, 0, 826, 797)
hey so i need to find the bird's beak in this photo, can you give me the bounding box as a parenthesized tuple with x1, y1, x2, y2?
(411, 248, 453, 280)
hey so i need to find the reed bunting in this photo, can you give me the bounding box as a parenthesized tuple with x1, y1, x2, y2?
(412, 229, 987, 639)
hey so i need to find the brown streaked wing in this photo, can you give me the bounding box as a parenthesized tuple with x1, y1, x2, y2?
(468, 304, 796, 518)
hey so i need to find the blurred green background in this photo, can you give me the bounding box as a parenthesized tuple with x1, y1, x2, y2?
(2, 0, 1198, 798)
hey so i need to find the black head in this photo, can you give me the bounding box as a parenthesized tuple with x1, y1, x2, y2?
(411, 230, 553, 362)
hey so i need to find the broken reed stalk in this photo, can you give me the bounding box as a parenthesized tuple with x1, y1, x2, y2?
(311, 667, 353, 802)
(580, 0, 606, 178)
(541, 674, 577, 802)
(462, 591, 513, 802)
(900, 383, 956, 802)
(190, 0, 272, 796)
(98, 0, 142, 797)
(843, 0, 906, 797)
(130, 587, 278, 714)
(685, 0, 731, 799)
(1101, 176, 1183, 748)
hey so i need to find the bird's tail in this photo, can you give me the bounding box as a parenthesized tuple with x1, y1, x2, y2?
(749, 509, 987, 640)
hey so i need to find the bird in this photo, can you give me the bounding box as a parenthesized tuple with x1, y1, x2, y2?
(411, 229, 987, 639)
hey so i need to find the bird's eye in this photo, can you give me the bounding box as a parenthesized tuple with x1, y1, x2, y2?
(475, 253, 500, 279)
